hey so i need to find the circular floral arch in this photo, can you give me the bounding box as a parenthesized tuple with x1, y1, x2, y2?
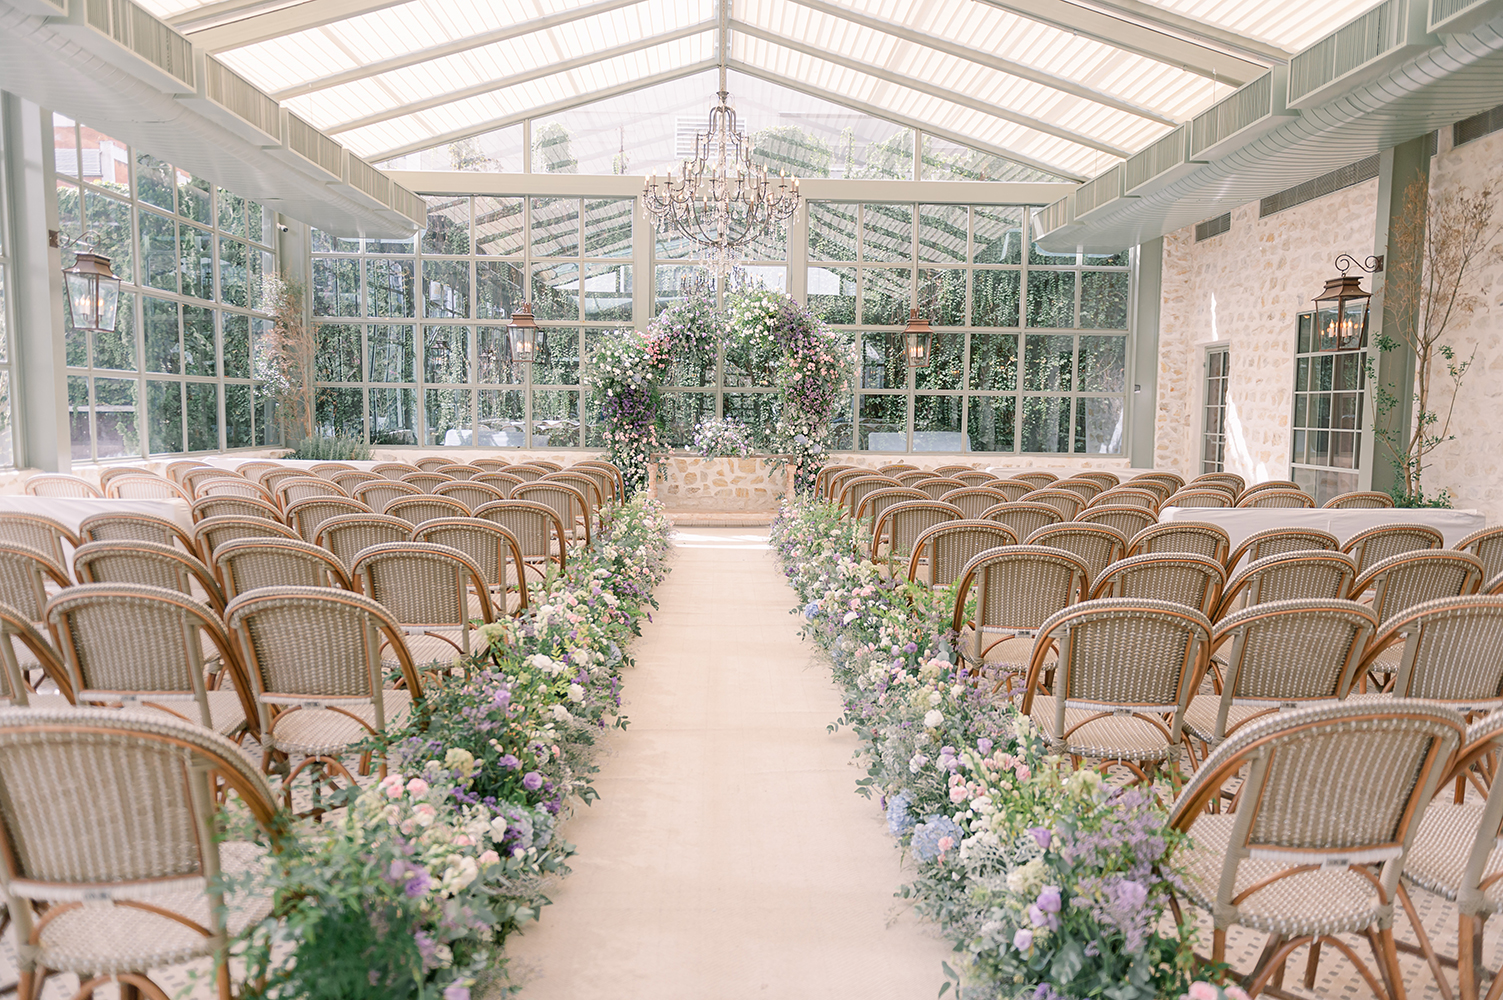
(588, 284, 851, 496)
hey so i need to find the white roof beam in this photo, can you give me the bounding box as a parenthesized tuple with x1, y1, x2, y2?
(971, 0, 1264, 83)
(728, 61, 1086, 182)
(731, 21, 1130, 158)
(167, 0, 307, 32)
(1057, 0, 1292, 64)
(326, 22, 717, 135)
(268, 0, 650, 99)
(366, 59, 720, 162)
(186, 0, 423, 53)
(785, 0, 1176, 126)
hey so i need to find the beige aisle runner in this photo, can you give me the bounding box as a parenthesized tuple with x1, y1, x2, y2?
(504, 528, 953, 999)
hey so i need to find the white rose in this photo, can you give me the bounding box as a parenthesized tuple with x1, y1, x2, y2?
(567, 683, 585, 703)
(924, 709, 944, 728)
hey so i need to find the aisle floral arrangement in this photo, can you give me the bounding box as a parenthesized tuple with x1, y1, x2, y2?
(227, 497, 674, 1000)
(692, 416, 755, 458)
(771, 497, 1196, 1000)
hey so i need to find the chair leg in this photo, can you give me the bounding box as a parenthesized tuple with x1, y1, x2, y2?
(1214, 927, 1228, 967)
(1461, 913, 1480, 1000)
(1398, 882, 1454, 1000)
(1375, 924, 1408, 1000)
(1305, 940, 1323, 989)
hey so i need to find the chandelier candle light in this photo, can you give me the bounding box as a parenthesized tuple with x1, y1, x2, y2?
(641, 2, 799, 274)
(1312, 253, 1380, 351)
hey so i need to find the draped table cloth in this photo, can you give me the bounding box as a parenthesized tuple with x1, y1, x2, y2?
(1158, 505, 1486, 554)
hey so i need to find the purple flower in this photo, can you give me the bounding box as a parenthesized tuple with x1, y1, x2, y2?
(522, 771, 544, 791)
(976, 738, 993, 754)
(1028, 826, 1052, 850)
(443, 985, 470, 1000)
(1036, 885, 1062, 913)
(497, 754, 520, 769)
(1013, 928, 1033, 952)
(404, 866, 432, 898)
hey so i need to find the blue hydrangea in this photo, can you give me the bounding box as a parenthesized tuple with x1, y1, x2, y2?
(911, 814, 964, 862)
(804, 601, 822, 618)
(885, 790, 916, 838)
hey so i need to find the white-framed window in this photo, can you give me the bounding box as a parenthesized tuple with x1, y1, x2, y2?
(1290, 310, 1367, 503)
(1202, 345, 1229, 473)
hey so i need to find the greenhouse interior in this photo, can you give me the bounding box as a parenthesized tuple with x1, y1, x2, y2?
(0, 0, 1502, 997)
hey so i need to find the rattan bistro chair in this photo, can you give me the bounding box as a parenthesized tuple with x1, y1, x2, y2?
(1089, 552, 1227, 618)
(434, 464, 481, 481)
(0, 513, 79, 569)
(470, 458, 508, 473)
(1054, 478, 1106, 503)
(193, 515, 300, 567)
(353, 478, 423, 512)
(879, 462, 920, 475)
(105, 474, 189, 501)
(858, 488, 929, 543)
(314, 514, 414, 572)
(23, 474, 100, 499)
(0, 602, 71, 705)
(823, 468, 866, 503)
(370, 461, 421, 479)
(0, 706, 281, 1000)
(195, 477, 277, 505)
(513, 483, 591, 544)
(1022, 488, 1085, 520)
(414, 456, 453, 473)
(256, 467, 308, 500)
(1215, 551, 1358, 621)
(1355, 550, 1485, 689)
(1459, 526, 1503, 583)
(1011, 471, 1058, 490)
(1089, 486, 1162, 511)
(351, 542, 495, 668)
(285, 496, 374, 544)
(231, 460, 281, 483)
(870, 500, 961, 566)
(1191, 471, 1246, 495)
(331, 469, 383, 493)
(911, 476, 967, 502)
(46, 584, 257, 739)
(951, 545, 1090, 684)
(1325, 492, 1397, 510)
(893, 469, 933, 487)
(213, 537, 352, 599)
(1183, 599, 1376, 749)
(1168, 702, 1464, 1000)
(954, 470, 1000, 488)
(502, 464, 550, 483)
(190, 495, 282, 524)
(72, 540, 225, 616)
(1018, 598, 1211, 780)
(1237, 488, 1316, 509)
(412, 518, 530, 616)
(433, 479, 507, 513)
(1356, 596, 1503, 713)
(569, 466, 618, 506)
(1401, 711, 1503, 1000)
(981, 501, 1063, 542)
(1075, 471, 1122, 490)
(1344, 523, 1445, 579)
(274, 476, 347, 509)
(1162, 487, 1233, 509)
(226, 587, 425, 807)
(1226, 527, 1341, 573)
(79, 511, 196, 554)
(475, 472, 523, 496)
(1240, 480, 1302, 498)
(308, 462, 357, 480)
(941, 486, 1012, 519)
(573, 460, 624, 500)
(986, 479, 1036, 502)
(384, 494, 476, 531)
(841, 475, 904, 515)
(0, 544, 71, 628)
(182, 468, 246, 496)
(164, 460, 212, 484)
(474, 500, 568, 581)
(1127, 521, 1231, 563)
(1077, 504, 1157, 541)
(1026, 522, 1128, 585)
(906, 521, 1017, 587)
(401, 472, 455, 492)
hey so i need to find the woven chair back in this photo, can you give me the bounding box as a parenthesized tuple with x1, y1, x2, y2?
(257, 468, 308, 496)
(24, 475, 99, 499)
(413, 518, 528, 601)
(353, 479, 422, 512)
(930, 465, 973, 476)
(331, 470, 384, 491)
(952, 545, 1091, 640)
(385, 495, 472, 528)
(352, 542, 493, 643)
(840, 475, 902, 514)
(1458, 526, 1503, 584)
(275, 477, 346, 509)
(1366, 595, 1503, 706)
(0, 544, 69, 621)
(164, 460, 211, 484)
(401, 472, 455, 493)
(434, 464, 481, 480)
(79, 512, 194, 554)
(1123, 478, 1175, 504)
(528, 460, 564, 472)
(894, 469, 934, 487)
(433, 480, 507, 513)
(858, 488, 928, 528)
(72, 540, 224, 614)
(371, 462, 421, 478)
(470, 458, 508, 472)
(1025, 522, 1128, 585)
(414, 457, 454, 473)
(1021, 488, 1084, 520)
(573, 461, 625, 501)
(1090, 486, 1161, 511)
(1077, 505, 1156, 541)
(513, 484, 590, 543)
(1010, 472, 1057, 490)
(1090, 552, 1226, 618)
(226, 586, 423, 724)
(823, 468, 866, 501)
(1126, 521, 1230, 564)
(1226, 527, 1340, 572)
(985, 479, 1036, 502)
(190, 495, 281, 524)
(474, 472, 523, 497)
(568, 467, 617, 505)
(106, 475, 188, 501)
(1167, 702, 1463, 911)
(1191, 472, 1245, 495)
(878, 463, 919, 475)
(1162, 488, 1231, 509)
(285, 497, 373, 544)
(0, 513, 78, 567)
(230, 461, 281, 482)
(181, 469, 242, 495)
(872, 501, 962, 563)
(473, 501, 568, 568)
(306, 463, 355, 481)
(1132, 472, 1185, 492)
(543, 472, 604, 514)
(953, 471, 999, 488)
(908, 520, 1016, 587)
(1023, 598, 1210, 725)
(941, 487, 1010, 520)
(194, 516, 299, 565)
(1240, 480, 1301, 497)
(1356, 550, 1485, 630)
(46, 583, 254, 730)
(1216, 550, 1357, 620)
(502, 465, 550, 482)
(315, 514, 414, 571)
(0, 705, 277, 894)
(1323, 491, 1395, 509)
(911, 477, 966, 502)
(214, 537, 352, 599)
(1075, 471, 1122, 490)
(1053, 479, 1104, 503)
(195, 478, 276, 504)
(1237, 488, 1315, 509)
(1211, 600, 1376, 722)
(0, 602, 68, 703)
(981, 501, 1062, 541)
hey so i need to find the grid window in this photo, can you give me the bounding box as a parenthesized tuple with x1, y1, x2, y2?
(55, 114, 274, 461)
(807, 202, 1130, 454)
(311, 196, 637, 449)
(1290, 311, 1366, 504)
(1203, 347, 1229, 473)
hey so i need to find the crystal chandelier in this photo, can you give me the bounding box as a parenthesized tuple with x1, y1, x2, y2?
(641, 22, 799, 274)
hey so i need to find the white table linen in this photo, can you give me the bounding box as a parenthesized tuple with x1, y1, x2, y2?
(1158, 505, 1486, 553)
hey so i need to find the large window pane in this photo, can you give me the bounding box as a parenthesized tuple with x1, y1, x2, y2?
(918, 269, 966, 326)
(1021, 396, 1071, 453)
(422, 260, 469, 320)
(657, 391, 715, 449)
(917, 204, 968, 263)
(915, 332, 963, 390)
(135, 153, 174, 212)
(1075, 397, 1123, 453)
(317, 322, 362, 382)
(807, 202, 857, 261)
(475, 197, 525, 256)
(316, 387, 364, 439)
(370, 387, 418, 445)
(313, 258, 360, 317)
(531, 389, 580, 447)
(1026, 271, 1075, 328)
(147, 380, 183, 453)
(369, 325, 415, 382)
(1077, 335, 1126, 393)
(531, 198, 580, 257)
(219, 238, 247, 307)
(182, 305, 216, 377)
(722, 392, 778, 449)
(973, 207, 1023, 264)
(807, 267, 855, 324)
(218, 188, 245, 238)
(1024, 334, 1074, 392)
(971, 270, 1020, 327)
(913, 396, 963, 451)
(478, 389, 525, 447)
(724, 334, 778, 388)
(969, 333, 1018, 391)
(476, 260, 524, 320)
(225, 383, 253, 448)
(140, 211, 177, 292)
(858, 394, 906, 450)
(180, 224, 213, 301)
(422, 195, 471, 255)
(862, 203, 912, 262)
(582, 263, 632, 321)
(69, 376, 90, 460)
(95, 290, 136, 371)
(860, 332, 905, 390)
(144, 297, 179, 374)
(366, 258, 415, 318)
(1080, 271, 1129, 329)
(425, 388, 471, 446)
(424, 325, 470, 383)
(186, 382, 219, 451)
(584, 198, 633, 257)
(534, 328, 580, 385)
(532, 262, 579, 321)
(222, 313, 250, 379)
(85, 190, 133, 285)
(968, 396, 1015, 452)
(95, 376, 137, 458)
(477, 326, 522, 385)
(861, 268, 910, 325)
(178, 174, 212, 227)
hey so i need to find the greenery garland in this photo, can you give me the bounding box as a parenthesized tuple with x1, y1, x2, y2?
(590, 279, 852, 496)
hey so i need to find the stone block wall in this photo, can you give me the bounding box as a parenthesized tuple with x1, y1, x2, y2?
(651, 457, 788, 512)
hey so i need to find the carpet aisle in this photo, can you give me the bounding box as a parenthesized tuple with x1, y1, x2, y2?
(504, 528, 953, 999)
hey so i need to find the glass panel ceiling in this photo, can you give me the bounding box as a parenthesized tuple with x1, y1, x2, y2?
(149, 0, 1392, 181)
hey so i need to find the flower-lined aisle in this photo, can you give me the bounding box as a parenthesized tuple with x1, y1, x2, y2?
(227, 498, 674, 1000)
(771, 498, 1204, 1000)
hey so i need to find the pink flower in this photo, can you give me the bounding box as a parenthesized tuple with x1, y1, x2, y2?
(1187, 984, 1220, 1000)
(478, 850, 500, 866)
(406, 777, 429, 797)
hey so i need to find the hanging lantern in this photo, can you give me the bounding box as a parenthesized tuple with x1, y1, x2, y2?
(507, 302, 540, 364)
(903, 308, 933, 368)
(62, 251, 121, 333)
(1312, 254, 1380, 351)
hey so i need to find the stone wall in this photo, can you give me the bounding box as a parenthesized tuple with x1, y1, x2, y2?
(651, 456, 789, 512)
(1156, 177, 1380, 484)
